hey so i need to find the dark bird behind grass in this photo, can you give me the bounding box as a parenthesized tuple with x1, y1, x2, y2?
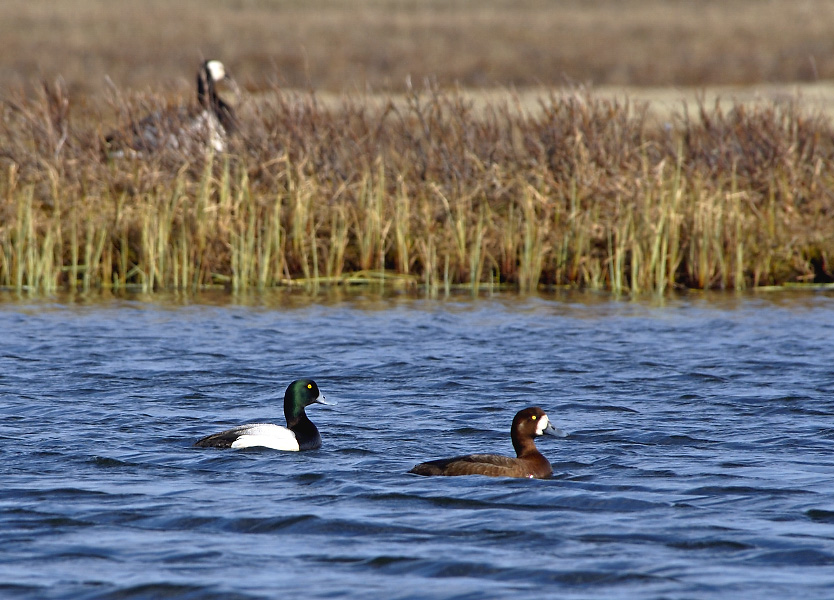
(410, 407, 566, 479)
(104, 59, 239, 159)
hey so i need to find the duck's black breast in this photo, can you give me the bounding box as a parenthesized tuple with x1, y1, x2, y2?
(295, 426, 322, 451)
(287, 413, 322, 451)
(410, 452, 552, 479)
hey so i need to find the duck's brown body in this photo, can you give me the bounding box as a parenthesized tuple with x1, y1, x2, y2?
(409, 407, 565, 479)
(410, 451, 553, 479)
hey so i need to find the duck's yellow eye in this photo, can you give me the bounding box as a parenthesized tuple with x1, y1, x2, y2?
(531, 415, 537, 420)
(307, 384, 312, 389)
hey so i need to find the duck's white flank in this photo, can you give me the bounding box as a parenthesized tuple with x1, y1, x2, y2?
(229, 424, 300, 451)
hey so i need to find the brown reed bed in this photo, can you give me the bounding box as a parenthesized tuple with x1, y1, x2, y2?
(1, 80, 834, 295)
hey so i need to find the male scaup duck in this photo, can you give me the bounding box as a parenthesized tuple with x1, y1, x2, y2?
(105, 59, 240, 158)
(195, 379, 334, 451)
(409, 407, 566, 479)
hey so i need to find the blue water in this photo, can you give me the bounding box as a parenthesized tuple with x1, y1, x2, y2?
(1, 290, 834, 599)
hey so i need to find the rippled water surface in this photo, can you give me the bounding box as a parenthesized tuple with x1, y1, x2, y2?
(2, 290, 834, 599)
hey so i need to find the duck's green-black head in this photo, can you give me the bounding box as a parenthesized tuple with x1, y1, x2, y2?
(283, 379, 334, 420)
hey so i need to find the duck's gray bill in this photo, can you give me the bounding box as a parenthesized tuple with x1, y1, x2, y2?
(544, 422, 568, 438)
(316, 394, 337, 406)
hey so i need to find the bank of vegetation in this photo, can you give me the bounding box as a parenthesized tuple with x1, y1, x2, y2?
(1, 79, 833, 295)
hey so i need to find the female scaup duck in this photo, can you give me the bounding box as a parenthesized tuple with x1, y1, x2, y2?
(409, 407, 566, 479)
(195, 379, 334, 451)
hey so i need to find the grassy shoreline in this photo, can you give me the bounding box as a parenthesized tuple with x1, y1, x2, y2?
(2, 82, 834, 295)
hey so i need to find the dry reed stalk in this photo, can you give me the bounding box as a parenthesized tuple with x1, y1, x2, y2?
(517, 185, 548, 293)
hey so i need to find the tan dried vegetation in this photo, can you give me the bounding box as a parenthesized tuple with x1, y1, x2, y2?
(1, 0, 834, 294)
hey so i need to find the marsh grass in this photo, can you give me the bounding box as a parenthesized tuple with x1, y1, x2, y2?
(1, 81, 834, 294)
